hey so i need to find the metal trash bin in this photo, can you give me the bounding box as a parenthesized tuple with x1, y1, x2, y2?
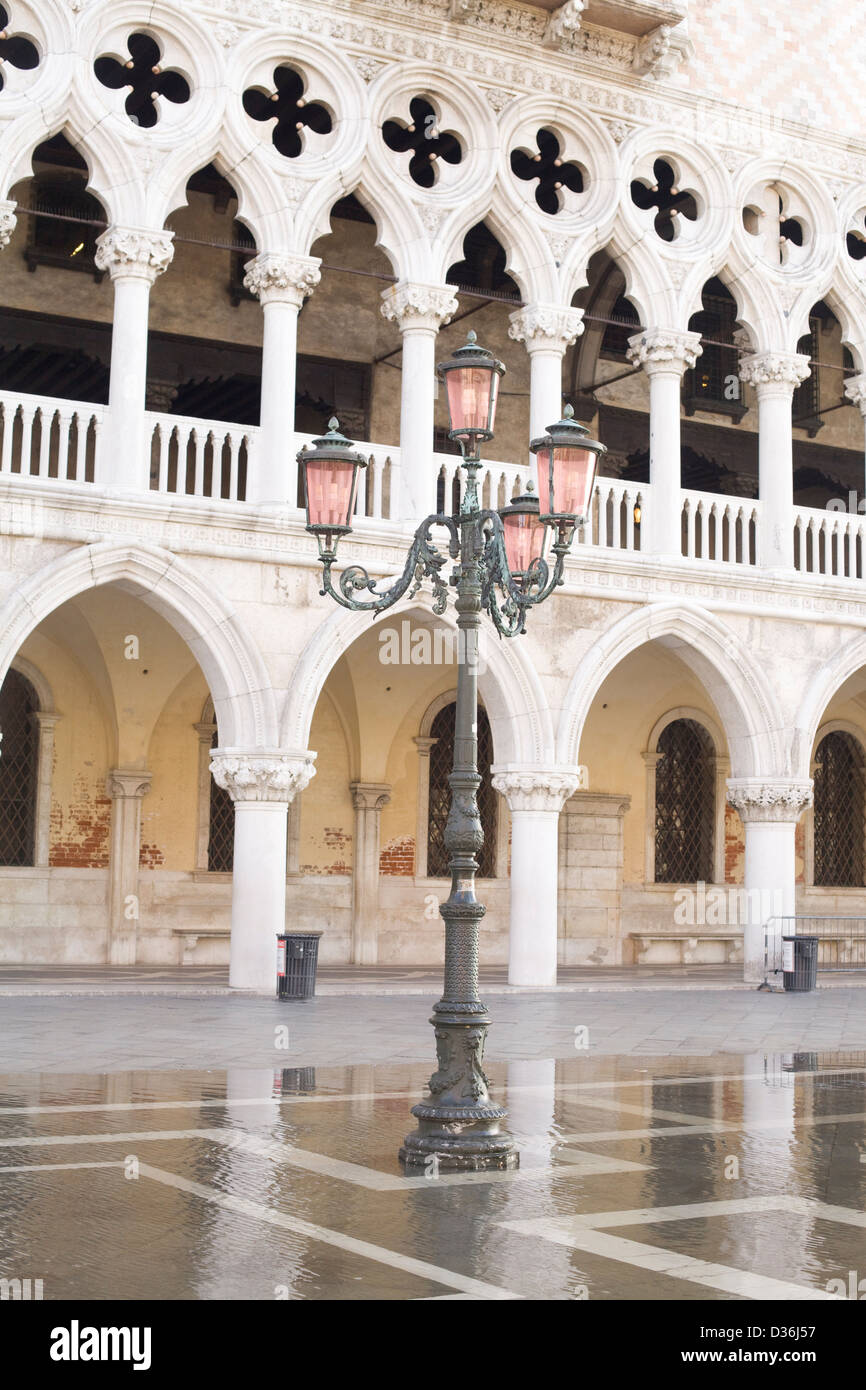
(276, 932, 322, 1000)
(782, 935, 818, 993)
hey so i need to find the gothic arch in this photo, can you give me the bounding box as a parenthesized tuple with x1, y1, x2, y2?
(794, 634, 866, 780)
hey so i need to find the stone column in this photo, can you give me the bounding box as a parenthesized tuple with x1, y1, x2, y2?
(739, 351, 810, 569)
(106, 769, 152, 965)
(380, 281, 459, 523)
(508, 304, 584, 468)
(244, 252, 321, 507)
(627, 328, 702, 556)
(349, 782, 391, 965)
(32, 711, 60, 869)
(0, 201, 17, 249)
(94, 227, 174, 491)
(727, 778, 813, 983)
(844, 375, 866, 498)
(491, 769, 583, 987)
(210, 750, 316, 993)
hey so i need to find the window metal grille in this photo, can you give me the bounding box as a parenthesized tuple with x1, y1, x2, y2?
(684, 291, 744, 419)
(207, 731, 234, 872)
(813, 731, 864, 887)
(654, 718, 714, 883)
(427, 703, 497, 878)
(600, 295, 640, 359)
(0, 670, 38, 866)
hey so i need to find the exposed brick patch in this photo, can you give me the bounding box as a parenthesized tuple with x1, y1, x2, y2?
(724, 803, 744, 883)
(139, 842, 165, 869)
(380, 835, 415, 876)
(49, 774, 111, 868)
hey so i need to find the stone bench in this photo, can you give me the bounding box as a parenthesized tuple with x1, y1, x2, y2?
(171, 926, 230, 966)
(629, 931, 744, 966)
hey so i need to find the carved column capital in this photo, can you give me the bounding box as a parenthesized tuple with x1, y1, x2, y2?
(627, 328, 702, 375)
(0, 200, 17, 250)
(106, 769, 152, 800)
(243, 252, 322, 308)
(491, 767, 587, 813)
(738, 351, 811, 395)
(727, 778, 813, 823)
(350, 781, 391, 813)
(210, 749, 317, 803)
(380, 281, 459, 332)
(844, 373, 866, 416)
(508, 304, 584, 352)
(94, 227, 175, 283)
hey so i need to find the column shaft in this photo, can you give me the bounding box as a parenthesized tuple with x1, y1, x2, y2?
(740, 352, 810, 570)
(728, 778, 813, 983)
(106, 770, 152, 965)
(627, 329, 702, 557)
(508, 305, 584, 472)
(350, 782, 391, 965)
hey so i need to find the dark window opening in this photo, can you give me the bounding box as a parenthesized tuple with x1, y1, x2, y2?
(654, 718, 714, 883)
(793, 317, 821, 436)
(600, 295, 640, 360)
(814, 731, 864, 887)
(25, 136, 105, 281)
(207, 730, 234, 873)
(685, 279, 745, 421)
(0, 669, 38, 867)
(446, 222, 519, 299)
(427, 703, 497, 878)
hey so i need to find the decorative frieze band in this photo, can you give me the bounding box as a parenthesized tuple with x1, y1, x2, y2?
(0, 201, 17, 250)
(508, 304, 585, 351)
(491, 767, 587, 813)
(626, 328, 702, 374)
(210, 750, 317, 803)
(380, 281, 460, 332)
(243, 252, 322, 307)
(726, 778, 814, 823)
(738, 352, 811, 394)
(94, 227, 175, 283)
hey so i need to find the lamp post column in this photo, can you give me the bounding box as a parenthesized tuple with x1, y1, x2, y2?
(491, 770, 582, 987)
(508, 304, 584, 470)
(627, 328, 702, 556)
(739, 351, 810, 569)
(95, 227, 175, 491)
(244, 252, 321, 507)
(727, 778, 813, 983)
(380, 282, 459, 523)
(211, 751, 316, 993)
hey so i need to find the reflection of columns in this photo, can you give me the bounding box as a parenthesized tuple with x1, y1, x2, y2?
(106, 769, 152, 965)
(0, 201, 17, 249)
(627, 328, 702, 556)
(350, 782, 391, 965)
(380, 281, 458, 523)
(508, 304, 584, 468)
(739, 352, 810, 570)
(491, 769, 582, 987)
(94, 226, 174, 491)
(210, 750, 316, 992)
(727, 778, 813, 982)
(844, 375, 866, 495)
(32, 711, 60, 869)
(413, 736, 437, 879)
(244, 252, 321, 507)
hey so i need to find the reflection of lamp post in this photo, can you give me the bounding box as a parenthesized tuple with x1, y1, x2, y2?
(299, 331, 605, 1171)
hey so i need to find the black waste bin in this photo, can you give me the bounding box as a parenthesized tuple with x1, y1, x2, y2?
(276, 932, 322, 1000)
(782, 935, 818, 993)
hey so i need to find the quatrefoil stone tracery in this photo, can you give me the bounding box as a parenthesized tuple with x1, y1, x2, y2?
(847, 212, 866, 263)
(631, 158, 698, 242)
(0, 4, 40, 92)
(510, 128, 584, 215)
(242, 65, 333, 159)
(382, 97, 462, 189)
(94, 31, 190, 129)
(741, 185, 807, 268)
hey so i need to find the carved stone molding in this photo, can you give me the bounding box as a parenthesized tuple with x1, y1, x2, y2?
(738, 351, 811, 395)
(491, 768, 586, 813)
(727, 778, 814, 824)
(844, 374, 866, 416)
(632, 22, 693, 80)
(380, 281, 459, 331)
(0, 201, 17, 250)
(508, 304, 585, 351)
(627, 328, 702, 374)
(94, 228, 175, 283)
(106, 769, 152, 800)
(210, 750, 317, 803)
(350, 781, 392, 812)
(543, 1, 586, 50)
(243, 252, 322, 307)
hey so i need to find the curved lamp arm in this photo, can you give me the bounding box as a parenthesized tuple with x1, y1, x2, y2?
(317, 515, 460, 614)
(478, 510, 569, 636)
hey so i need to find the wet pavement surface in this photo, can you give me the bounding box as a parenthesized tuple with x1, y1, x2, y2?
(2, 1050, 865, 1301)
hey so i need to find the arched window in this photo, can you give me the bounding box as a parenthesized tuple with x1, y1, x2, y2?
(654, 718, 714, 883)
(0, 669, 39, 866)
(813, 731, 864, 887)
(427, 702, 497, 877)
(207, 729, 234, 872)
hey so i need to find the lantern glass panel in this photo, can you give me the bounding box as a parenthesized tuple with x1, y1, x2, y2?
(538, 444, 597, 519)
(305, 457, 357, 528)
(445, 366, 499, 435)
(503, 509, 547, 575)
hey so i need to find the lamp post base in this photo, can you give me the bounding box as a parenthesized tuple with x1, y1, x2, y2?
(399, 1103, 519, 1171)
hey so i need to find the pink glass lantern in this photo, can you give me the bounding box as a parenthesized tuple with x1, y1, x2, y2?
(438, 331, 505, 444)
(298, 419, 368, 550)
(500, 485, 548, 578)
(530, 405, 605, 528)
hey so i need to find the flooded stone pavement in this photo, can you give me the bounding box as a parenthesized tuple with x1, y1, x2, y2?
(2, 1051, 865, 1301)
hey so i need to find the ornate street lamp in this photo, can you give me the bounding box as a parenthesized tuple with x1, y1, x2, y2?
(299, 330, 604, 1171)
